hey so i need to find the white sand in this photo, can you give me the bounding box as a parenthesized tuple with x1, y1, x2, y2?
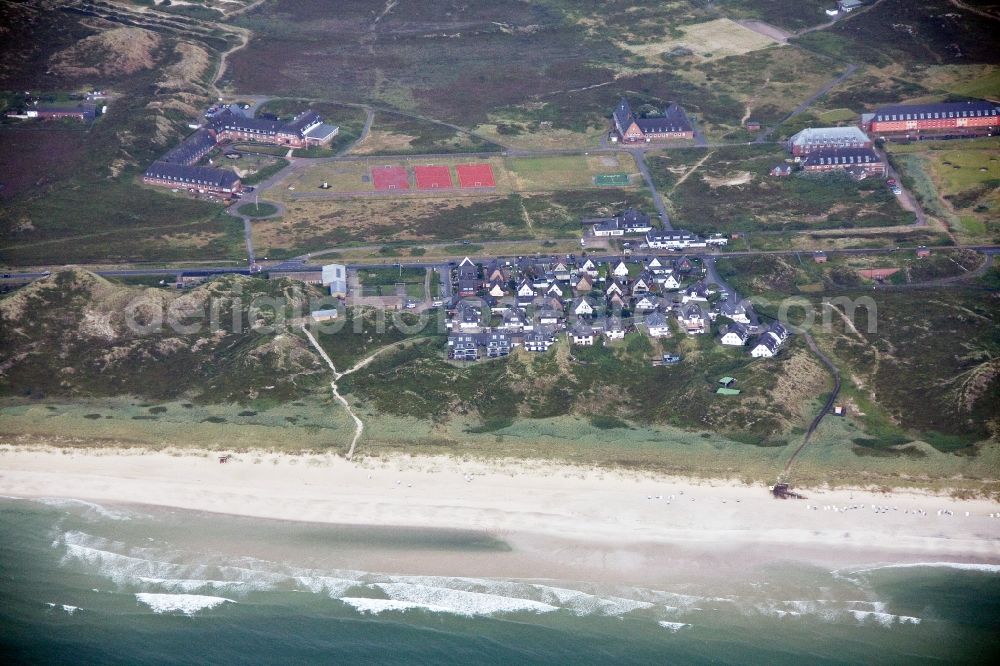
(1, 447, 998, 569)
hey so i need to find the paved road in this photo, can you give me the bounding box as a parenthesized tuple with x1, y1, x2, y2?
(877, 147, 927, 227)
(4, 245, 997, 283)
(630, 149, 672, 230)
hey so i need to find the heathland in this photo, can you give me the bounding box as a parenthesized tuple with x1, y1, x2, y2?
(1, 268, 997, 495)
(0, 0, 998, 495)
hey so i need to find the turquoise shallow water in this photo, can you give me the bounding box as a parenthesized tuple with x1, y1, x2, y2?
(1, 497, 998, 664)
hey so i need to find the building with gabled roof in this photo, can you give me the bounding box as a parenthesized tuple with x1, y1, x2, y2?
(787, 126, 872, 157)
(719, 323, 749, 346)
(866, 100, 998, 137)
(613, 97, 694, 143)
(143, 161, 241, 194)
(801, 148, 886, 177)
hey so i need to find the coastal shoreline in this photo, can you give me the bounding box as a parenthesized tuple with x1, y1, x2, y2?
(2, 445, 999, 578)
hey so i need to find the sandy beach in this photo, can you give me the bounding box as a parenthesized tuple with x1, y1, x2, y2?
(2, 446, 999, 579)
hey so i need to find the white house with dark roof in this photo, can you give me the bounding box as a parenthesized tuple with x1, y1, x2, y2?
(644, 311, 672, 338)
(719, 323, 749, 346)
(678, 303, 706, 334)
(571, 321, 596, 346)
(633, 294, 659, 312)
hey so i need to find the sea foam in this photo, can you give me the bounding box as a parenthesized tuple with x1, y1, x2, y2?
(35, 498, 136, 521)
(373, 582, 559, 617)
(857, 562, 1000, 574)
(135, 593, 234, 615)
(340, 597, 451, 615)
(850, 610, 921, 626)
(658, 621, 691, 633)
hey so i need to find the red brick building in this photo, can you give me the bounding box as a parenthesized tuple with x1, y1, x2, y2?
(865, 100, 998, 138)
(801, 147, 886, 177)
(613, 97, 693, 143)
(208, 109, 338, 147)
(143, 162, 242, 195)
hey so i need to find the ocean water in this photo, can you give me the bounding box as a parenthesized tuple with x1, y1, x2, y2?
(1, 497, 999, 664)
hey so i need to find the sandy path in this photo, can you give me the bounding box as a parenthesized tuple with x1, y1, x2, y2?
(300, 327, 364, 458)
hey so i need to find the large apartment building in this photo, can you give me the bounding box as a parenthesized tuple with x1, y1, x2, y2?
(207, 109, 338, 148)
(864, 100, 998, 137)
(800, 147, 886, 177)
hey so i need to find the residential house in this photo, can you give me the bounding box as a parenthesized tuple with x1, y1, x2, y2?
(718, 298, 751, 325)
(575, 274, 594, 293)
(606, 280, 625, 298)
(500, 307, 531, 333)
(660, 272, 682, 290)
(448, 333, 479, 361)
(611, 260, 630, 278)
(644, 311, 672, 338)
(719, 323, 749, 346)
(483, 331, 512, 358)
(591, 208, 655, 236)
(750, 333, 781, 358)
(524, 328, 556, 352)
(601, 316, 626, 340)
(579, 259, 599, 277)
(546, 282, 565, 299)
(535, 303, 563, 327)
(607, 291, 627, 311)
(813, 251, 828, 263)
(674, 256, 694, 273)
(454, 303, 483, 331)
(633, 294, 659, 312)
(483, 261, 506, 284)
(646, 256, 666, 274)
(682, 281, 710, 303)
(486, 280, 506, 298)
(645, 229, 706, 250)
(571, 296, 598, 317)
(552, 262, 571, 281)
(516, 279, 537, 304)
(457, 257, 479, 296)
(750, 322, 789, 358)
(770, 165, 793, 177)
(632, 273, 654, 294)
(678, 303, 706, 334)
(571, 321, 596, 346)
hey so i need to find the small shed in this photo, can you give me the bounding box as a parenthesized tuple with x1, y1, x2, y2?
(311, 308, 339, 322)
(813, 251, 828, 263)
(746, 120, 761, 132)
(916, 246, 931, 258)
(770, 165, 792, 177)
(718, 377, 736, 388)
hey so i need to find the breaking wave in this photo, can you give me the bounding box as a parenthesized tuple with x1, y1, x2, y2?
(135, 593, 235, 615)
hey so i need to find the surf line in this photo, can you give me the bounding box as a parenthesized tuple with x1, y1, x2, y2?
(300, 327, 364, 459)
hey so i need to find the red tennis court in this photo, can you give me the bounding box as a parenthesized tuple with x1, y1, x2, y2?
(371, 165, 409, 191)
(456, 163, 496, 188)
(413, 165, 453, 190)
